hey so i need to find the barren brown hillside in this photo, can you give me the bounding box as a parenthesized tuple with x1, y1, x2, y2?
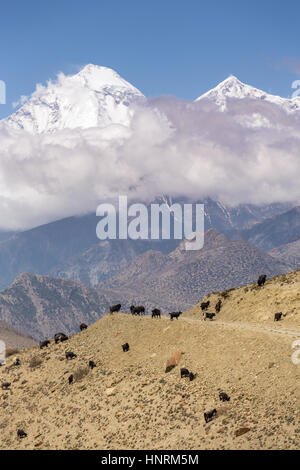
(0, 271, 299, 450)
(186, 269, 300, 328)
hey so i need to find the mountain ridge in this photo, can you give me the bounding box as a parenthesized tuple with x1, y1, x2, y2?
(0, 272, 111, 339)
(195, 75, 300, 112)
(3, 66, 300, 134)
(1, 64, 144, 133)
(0, 200, 292, 291)
(98, 228, 290, 311)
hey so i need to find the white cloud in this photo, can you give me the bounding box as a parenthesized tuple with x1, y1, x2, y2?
(0, 97, 299, 231)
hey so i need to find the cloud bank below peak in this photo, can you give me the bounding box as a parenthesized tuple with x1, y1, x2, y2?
(0, 67, 299, 231)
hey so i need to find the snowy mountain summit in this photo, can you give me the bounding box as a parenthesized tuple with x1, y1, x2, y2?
(3, 70, 300, 134)
(195, 75, 300, 113)
(2, 64, 145, 133)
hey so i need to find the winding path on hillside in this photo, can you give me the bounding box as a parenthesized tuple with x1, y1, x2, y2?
(181, 317, 300, 338)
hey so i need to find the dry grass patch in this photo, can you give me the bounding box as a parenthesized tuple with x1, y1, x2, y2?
(29, 356, 43, 369)
(6, 347, 19, 357)
(73, 367, 89, 382)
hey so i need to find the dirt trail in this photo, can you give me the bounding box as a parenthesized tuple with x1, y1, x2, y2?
(181, 317, 300, 338)
(141, 314, 300, 338)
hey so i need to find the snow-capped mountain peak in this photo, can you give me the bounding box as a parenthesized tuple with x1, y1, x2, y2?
(195, 75, 300, 113)
(2, 64, 145, 134)
(72, 64, 141, 93)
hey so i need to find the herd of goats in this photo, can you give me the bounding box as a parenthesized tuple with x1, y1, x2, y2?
(1, 273, 285, 440)
(109, 302, 218, 321)
(108, 274, 283, 322)
(109, 304, 184, 321)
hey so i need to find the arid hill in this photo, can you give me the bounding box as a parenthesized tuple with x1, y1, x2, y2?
(186, 269, 300, 327)
(0, 270, 299, 450)
(99, 229, 290, 311)
(269, 238, 300, 270)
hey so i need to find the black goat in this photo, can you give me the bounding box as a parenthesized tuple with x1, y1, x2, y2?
(219, 392, 230, 402)
(274, 312, 283, 322)
(152, 309, 161, 318)
(54, 333, 68, 344)
(122, 343, 130, 352)
(130, 305, 145, 315)
(204, 409, 217, 423)
(68, 374, 74, 385)
(65, 351, 77, 360)
(205, 312, 216, 321)
(215, 300, 222, 313)
(89, 360, 96, 369)
(169, 311, 182, 321)
(80, 323, 88, 331)
(180, 368, 190, 378)
(39, 340, 50, 349)
(17, 429, 27, 439)
(257, 274, 267, 287)
(1, 382, 11, 390)
(110, 304, 121, 314)
(201, 301, 210, 311)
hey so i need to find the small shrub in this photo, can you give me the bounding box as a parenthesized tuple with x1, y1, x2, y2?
(29, 356, 43, 369)
(165, 365, 175, 373)
(220, 288, 234, 299)
(6, 347, 19, 357)
(74, 367, 89, 382)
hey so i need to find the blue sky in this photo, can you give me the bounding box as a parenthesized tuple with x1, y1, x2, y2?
(1, 0, 300, 118)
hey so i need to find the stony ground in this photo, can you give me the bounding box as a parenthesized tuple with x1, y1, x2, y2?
(0, 308, 299, 450)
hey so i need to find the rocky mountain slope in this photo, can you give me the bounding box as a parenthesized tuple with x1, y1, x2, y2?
(99, 229, 290, 311)
(0, 273, 111, 340)
(50, 238, 178, 287)
(0, 200, 291, 291)
(269, 238, 300, 270)
(240, 206, 300, 251)
(0, 270, 299, 450)
(0, 229, 291, 342)
(0, 214, 100, 290)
